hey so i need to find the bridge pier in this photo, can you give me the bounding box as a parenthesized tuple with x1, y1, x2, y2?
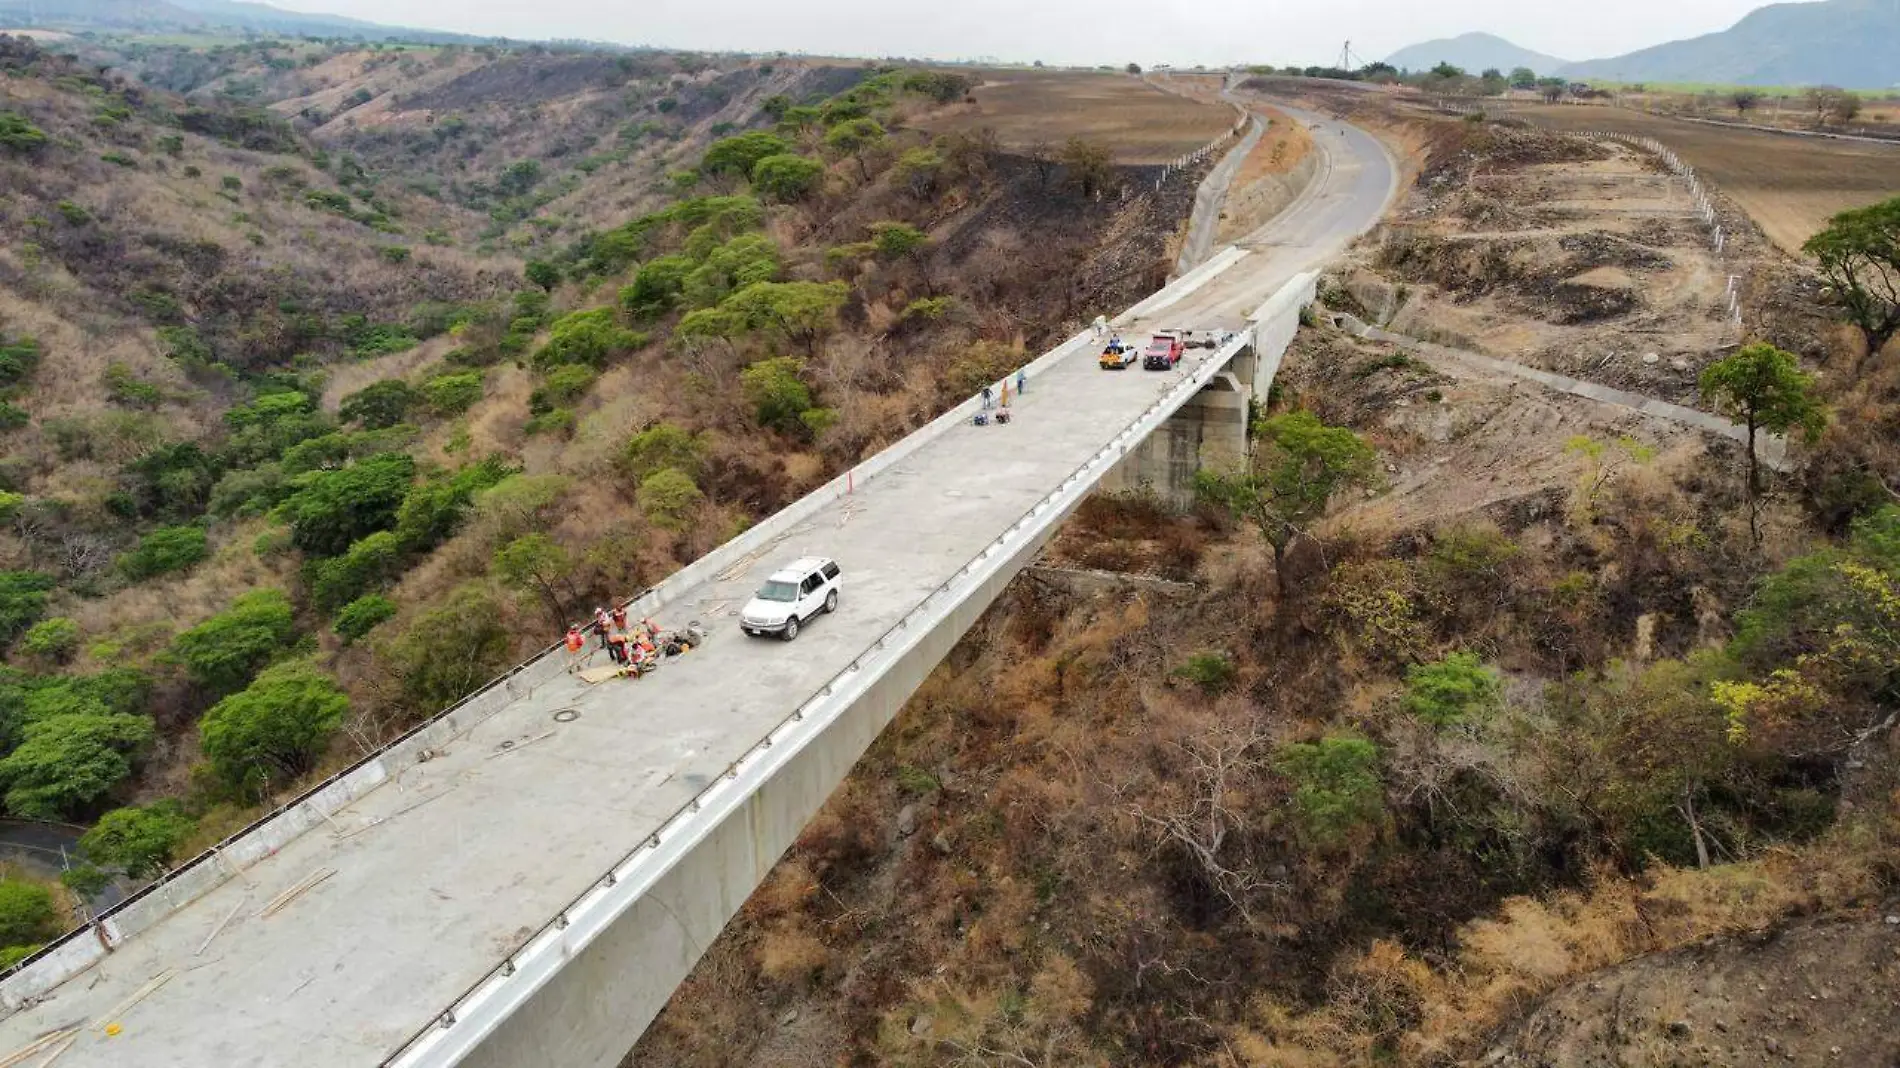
(1103, 351, 1254, 510)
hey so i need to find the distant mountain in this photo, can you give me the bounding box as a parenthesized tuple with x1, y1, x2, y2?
(1559, 0, 1900, 88)
(1385, 32, 1568, 76)
(0, 0, 497, 43)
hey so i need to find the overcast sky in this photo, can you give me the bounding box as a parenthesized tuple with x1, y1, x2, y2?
(282, 0, 1781, 67)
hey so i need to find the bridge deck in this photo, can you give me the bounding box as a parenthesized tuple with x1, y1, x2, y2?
(0, 106, 1393, 1068)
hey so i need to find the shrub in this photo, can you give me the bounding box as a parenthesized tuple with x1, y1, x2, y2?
(379, 245, 411, 264)
(740, 357, 814, 432)
(1402, 653, 1502, 727)
(56, 200, 90, 225)
(18, 618, 80, 664)
(276, 453, 417, 557)
(637, 468, 703, 530)
(100, 151, 137, 168)
(338, 380, 422, 430)
(102, 362, 162, 408)
(78, 803, 193, 879)
(1172, 652, 1236, 695)
(702, 131, 791, 177)
(422, 371, 484, 415)
(751, 153, 825, 202)
(200, 660, 349, 797)
(171, 589, 297, 695)
(1275, 734, 1384, 846)
(392, 457, 514, 553)
(534, 309, 642, 369)
(0, 714, 155, 819)
(333, 594, 397, 643)
(308, 531, 402, 614)
(0, 112, 49, 154)
(375, 583, 511, 714)
(621, 423, 705, 481)
(528, 365, 596, 415)
(621, 255, 692, 319)
(117, 525, 210, 580)
(0, 572, 54, 646)
(0, 881, 58, 948)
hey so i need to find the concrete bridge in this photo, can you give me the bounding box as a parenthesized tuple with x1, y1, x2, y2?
(0, 107, 1395, 1068)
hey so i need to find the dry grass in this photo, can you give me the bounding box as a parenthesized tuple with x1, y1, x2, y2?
(919, 70, 1236, 164)
(1518, 104, 1900, 252)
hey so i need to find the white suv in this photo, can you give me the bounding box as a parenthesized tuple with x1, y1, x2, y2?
(740, 557, 841, 641)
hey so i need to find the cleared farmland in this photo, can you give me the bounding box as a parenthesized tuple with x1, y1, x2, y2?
(918, 70, 1237, 164)
(1517, 105, 1900, 253)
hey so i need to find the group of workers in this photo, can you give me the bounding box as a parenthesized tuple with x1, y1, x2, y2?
(977, 368, 1027, 427)
(563, 605, 661, 674)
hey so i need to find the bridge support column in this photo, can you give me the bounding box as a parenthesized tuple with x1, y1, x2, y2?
(1103, 357, 1252, 511)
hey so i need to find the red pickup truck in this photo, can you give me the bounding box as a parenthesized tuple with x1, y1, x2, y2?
(1142, 333, 1184, 370)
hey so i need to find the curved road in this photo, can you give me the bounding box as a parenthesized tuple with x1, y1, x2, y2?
(0, 110, 1397, 1068)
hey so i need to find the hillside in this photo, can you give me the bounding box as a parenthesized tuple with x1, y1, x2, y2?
(0, 0, 500, 44)
(0, 33, 1224, 960)
(1385, 32, 1566, 76)
(1559, 0, 1900, 87)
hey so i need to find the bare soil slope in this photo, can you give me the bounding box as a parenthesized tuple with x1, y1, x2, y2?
(1491, 913, 1900, 1067)
(919, 70, 1235, 164)
(1517, 105, 1900, 253)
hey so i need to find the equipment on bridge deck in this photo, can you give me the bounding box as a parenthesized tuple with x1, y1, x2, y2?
(973, 411, 990, 426)
(994, 408, 1012, 425)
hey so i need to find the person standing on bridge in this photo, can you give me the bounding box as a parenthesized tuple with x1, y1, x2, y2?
(1016, 368, 1027, 396)
(1093, 315, 1108, 339)
(564, 625, 586, 673)
(981, 385, 994, 410)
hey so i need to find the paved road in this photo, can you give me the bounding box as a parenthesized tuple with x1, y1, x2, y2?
(0, 110, 1397, 1068)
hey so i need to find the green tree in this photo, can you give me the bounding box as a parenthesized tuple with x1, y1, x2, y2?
(750, 153, 826, 202)
(535, 309, 643, 369)
(1699, 342, 1826, 536)
(276, 452, 417, 556)
(0, 572, 55, 646)
(825, 118, 886, 180)
(722, 281, 850, 355)
(493, 534, 576, 625)
(117, 525, 210, 580)
(1508, 67, 1538, 90)
(307, 530, 402, 613)
(740, 356, 816, 432)
(1403, 652, 1502, 727)
(1731, 89, 1762, 117)
(1274, 735, 1383, 847)
(79, 803, 194, 879)
(422, 371, 485, 415)
(171, 589, 297, 695)
(392, 457, 514, 554)
(0, 881, 58, 948)
(637, 468, 704, 531)
(622, 423, 706, 481)
(681, 234, 780, 309)
(338, 380, 422, 430)
(1802, 196, 1900, 357)
(333, 594, 398, 643)
(18, 618, 79, 665)
(375, 583, 512, 714)
(523, 260, 561, 291)
(1059, 137, 1114, 198)
(702, 131, 792, 178)
(529, 365, 597, 415)
(620, 255, 694, 320)
(892, 148, 943, 198)
(200, 660, 349, 798)
(0, 714, 154, 820)
(1193, 411, 1378, 597)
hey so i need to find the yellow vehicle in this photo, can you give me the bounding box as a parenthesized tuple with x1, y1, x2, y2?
(1099, 338, 1136, 369)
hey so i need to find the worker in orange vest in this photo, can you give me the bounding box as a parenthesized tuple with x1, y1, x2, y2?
(563, 625, 586, 673)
